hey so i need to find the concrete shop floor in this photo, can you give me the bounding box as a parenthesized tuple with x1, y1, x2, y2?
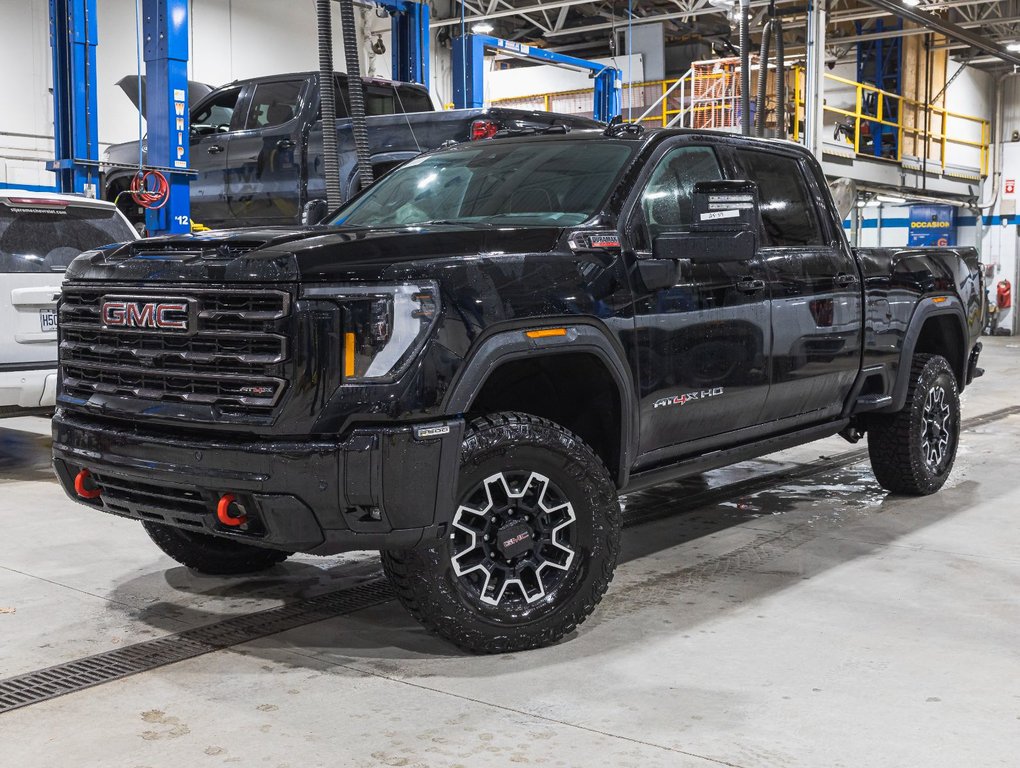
(1, 339, 1018, 768)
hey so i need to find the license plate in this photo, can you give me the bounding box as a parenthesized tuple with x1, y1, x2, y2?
(39, 308, 58, 333)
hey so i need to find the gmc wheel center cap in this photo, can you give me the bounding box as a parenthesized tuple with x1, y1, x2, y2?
(496, 520, 534, 559)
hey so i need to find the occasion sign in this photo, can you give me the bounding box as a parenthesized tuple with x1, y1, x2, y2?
(908, 205, 956, 247)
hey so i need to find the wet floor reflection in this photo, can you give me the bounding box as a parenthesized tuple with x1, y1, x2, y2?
(0, 425, 53, 483)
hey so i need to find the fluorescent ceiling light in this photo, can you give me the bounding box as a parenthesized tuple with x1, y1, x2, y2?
(472, 22, 494, 34)
(1008, 42, 1020, 52)
(902, 0, 921, 6)
(876, 194, 907, 204)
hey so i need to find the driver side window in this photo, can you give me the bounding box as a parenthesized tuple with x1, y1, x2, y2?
(640, 146, 722, 243)
(191, 87, 242, 136)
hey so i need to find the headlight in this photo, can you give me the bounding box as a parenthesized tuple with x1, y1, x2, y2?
(335, 282, 439, 382)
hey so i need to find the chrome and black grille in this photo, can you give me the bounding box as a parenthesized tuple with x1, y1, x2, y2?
(58, 285, 291, 415)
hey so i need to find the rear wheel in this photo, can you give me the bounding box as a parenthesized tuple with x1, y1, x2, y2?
(867, 354, 960, 495)
(142, 521, 291, 575)
(382, 412, 621, 653)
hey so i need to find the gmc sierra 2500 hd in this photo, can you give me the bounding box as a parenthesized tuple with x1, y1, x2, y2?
(55, 127, 984, 653)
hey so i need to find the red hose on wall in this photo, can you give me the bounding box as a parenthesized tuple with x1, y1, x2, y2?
(129, 170, 169, 210)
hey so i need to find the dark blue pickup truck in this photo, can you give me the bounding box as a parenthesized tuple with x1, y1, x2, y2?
(103, 72, 598, 228)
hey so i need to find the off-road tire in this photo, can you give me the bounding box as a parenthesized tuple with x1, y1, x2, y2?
(382, 412, 621, 653)
(142, 521, 291, 575)
(867, 353, 961, 495)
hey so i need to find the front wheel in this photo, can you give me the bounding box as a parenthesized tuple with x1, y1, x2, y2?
(142, 521, 291, 575)
(382, 412, 621, 653)
(867, 353, 961, 495)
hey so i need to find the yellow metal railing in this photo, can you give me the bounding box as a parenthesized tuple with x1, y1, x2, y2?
(492, 79, 689, 126)
(490, 67, 990, 177)
(817, 69, 989, 176)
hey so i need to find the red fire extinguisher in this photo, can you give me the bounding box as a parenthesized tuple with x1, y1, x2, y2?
(997, 279, 1012, 310)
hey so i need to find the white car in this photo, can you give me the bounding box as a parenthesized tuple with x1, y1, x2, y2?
(0, 190, 137, 416)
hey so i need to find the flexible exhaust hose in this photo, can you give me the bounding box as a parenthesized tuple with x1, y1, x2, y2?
(756, 20, 772, 137)
(739, 0, 751, 136)
(774, 16, 786, 139)
(316, 0, 343, 209)
(339, 0, 374, 190)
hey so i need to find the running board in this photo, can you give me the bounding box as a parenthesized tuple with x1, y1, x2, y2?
(622, 420, 849, 494)
(852, 394, 893, 413)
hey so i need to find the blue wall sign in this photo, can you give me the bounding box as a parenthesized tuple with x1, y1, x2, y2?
(908, 205, 956, 247)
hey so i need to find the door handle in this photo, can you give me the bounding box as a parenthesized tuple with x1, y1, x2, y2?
(276, 138, 295, 149)
(736, 277, 766, 294)
(834, 272, 858, 287)
(207, 144, 224, 154)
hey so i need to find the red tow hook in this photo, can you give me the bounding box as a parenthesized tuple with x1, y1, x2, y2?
(216, 494, 248, 527)
(74, 469, 102, 499)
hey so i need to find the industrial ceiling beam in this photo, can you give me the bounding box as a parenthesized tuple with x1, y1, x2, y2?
(540, 0, 790, 37)
(765, 0, 1005, 29)
(858, 0, 1020, 67)
(827, 14, 1020, 45)
(430, 0, 597, 28)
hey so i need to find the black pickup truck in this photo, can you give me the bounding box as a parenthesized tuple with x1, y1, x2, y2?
(103, 72, 599, 228)
(57, 127, 984, 653)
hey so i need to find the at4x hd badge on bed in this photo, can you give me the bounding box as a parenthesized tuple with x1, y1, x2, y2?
(653, 387, 724, 409)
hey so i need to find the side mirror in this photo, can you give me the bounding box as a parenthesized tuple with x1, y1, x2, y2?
(653, 230, 757, 264)
(691, 179, 760, 233)
(652, 180, 760, 264)
(302, 198, 330, 226)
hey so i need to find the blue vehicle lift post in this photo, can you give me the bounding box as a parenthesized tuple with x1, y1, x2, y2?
(380, 1, 429, 87)
(452, 34, 622, 123)
(143, 0, 191, 234)
(48, 0, 100, 196)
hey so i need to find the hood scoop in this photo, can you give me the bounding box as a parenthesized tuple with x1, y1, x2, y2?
(119, 240, 269, 262)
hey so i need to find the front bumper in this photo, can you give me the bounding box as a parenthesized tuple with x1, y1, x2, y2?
(52, 411, 465, 555)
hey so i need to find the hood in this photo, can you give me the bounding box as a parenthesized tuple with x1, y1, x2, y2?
(116, 75, 214, 116)
(64, 224, 565, 283)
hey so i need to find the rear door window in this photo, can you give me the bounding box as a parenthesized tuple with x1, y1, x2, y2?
(365, 84, 396, 116)
(734, 149, 824, 246)
(393, 85, 432, 113)
(0, 202, 136, 273)
(244, 80, 304, 130)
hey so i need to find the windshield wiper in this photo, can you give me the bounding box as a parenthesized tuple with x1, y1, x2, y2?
(416, 219, 493, 227)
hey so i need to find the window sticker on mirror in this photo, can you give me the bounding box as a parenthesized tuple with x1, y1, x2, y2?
(700, 209, 741, 221)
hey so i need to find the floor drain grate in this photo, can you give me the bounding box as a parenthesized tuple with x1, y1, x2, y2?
(0, 578, 394, 714)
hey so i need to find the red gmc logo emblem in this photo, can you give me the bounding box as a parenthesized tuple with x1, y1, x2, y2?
(101, 298, 192, 332)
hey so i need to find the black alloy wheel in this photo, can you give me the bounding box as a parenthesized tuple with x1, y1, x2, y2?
(382, 412, 621, 653)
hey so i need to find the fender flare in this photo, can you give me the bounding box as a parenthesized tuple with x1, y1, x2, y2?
(886, 295, 968, 412)
(443, 321, 638, 487)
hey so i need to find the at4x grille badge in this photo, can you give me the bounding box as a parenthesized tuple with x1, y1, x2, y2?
(653, 387, 724, 409)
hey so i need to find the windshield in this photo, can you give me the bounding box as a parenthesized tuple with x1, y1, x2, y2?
(0, 201, 135, 273)
(332, 139, 634, 228)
